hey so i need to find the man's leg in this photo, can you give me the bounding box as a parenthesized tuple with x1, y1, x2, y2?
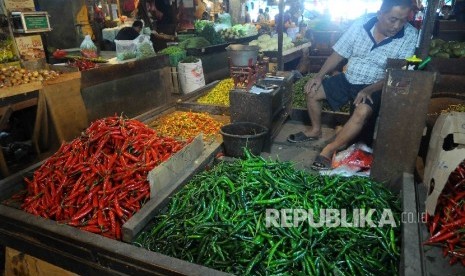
(305, 86, 326, 137)
(319, 104, 373, 159)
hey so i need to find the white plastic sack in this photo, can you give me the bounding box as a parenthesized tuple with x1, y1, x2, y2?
(178, 59, 205, 94)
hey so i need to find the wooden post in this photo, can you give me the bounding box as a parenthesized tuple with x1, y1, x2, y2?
(371, 69, 437, 192)
(416, 0, 440, 59)
(277, 0, 284, 71)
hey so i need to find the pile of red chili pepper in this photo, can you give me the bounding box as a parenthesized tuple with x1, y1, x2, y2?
(425, 160, 465, 266)
(20, 116, 185, 240)
(150, 111, 226, 141)
(67, 59, 97, 71)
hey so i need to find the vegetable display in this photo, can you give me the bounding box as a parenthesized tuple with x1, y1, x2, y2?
(425, 160, 465, 266)
(197, 78, 234, 106)
(18, 116, 185, 240)
(0, 37, 17, 64)
(197, 22, 225, 45)
(0, 67, 60, 88)
(159, 46, 185, 55)
(249, 34, 294, 52)
(292, 74, 350, 113)
(429, 39, 465, 58)
(149, 111, 226, 141)
(135, 151, 401, 275)
(219, 24, 258, 41)
(178, 37, 211, 50)
(67, 59, 97, 71)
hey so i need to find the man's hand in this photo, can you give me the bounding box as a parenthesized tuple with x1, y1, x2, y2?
(354, 90, 373, 106)
(304, 75, 323, 97)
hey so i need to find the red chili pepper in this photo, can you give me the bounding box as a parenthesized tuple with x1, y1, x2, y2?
(113, 199, 124, 218)
(109, 209, 116, 236)
(71, 204, 93, 221)
(79, 225, 103, 234)
(426, 230, 456, 244)
(443, 217, 465, 229)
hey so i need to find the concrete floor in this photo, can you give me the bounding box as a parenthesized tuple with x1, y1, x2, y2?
(261, 119, 337, 172)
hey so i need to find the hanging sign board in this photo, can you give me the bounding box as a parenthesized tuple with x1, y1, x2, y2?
(14, 35, 45, 61)
(4, 0, 35, 12)
(11, 12, 52, 33)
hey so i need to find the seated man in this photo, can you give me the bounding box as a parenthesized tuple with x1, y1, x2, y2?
(115, 20, 143, 40)
(287, 0, 418, 170)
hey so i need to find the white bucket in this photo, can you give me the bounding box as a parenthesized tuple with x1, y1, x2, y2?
(178, 59, 205, 94)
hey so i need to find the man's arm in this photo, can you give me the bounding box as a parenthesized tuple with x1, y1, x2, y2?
(304, 51, 344, 94)
(315, 51, 345, 78)
(353, 80, 384, 105)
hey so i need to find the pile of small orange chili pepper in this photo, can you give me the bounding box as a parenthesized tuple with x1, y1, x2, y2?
(20, 116, 185, 240)
(150, 111, 225, 141)
(425, 160, 465, 266)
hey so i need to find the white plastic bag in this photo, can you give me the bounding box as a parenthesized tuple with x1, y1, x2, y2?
(115, 39, 137, 61)
(80, 35, 98, 58)
(135, 35, 156, 60)
(178, 59, 205, 94)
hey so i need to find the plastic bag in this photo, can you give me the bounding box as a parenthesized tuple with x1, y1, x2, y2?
(318, 143, 373, 177)
(135, 35, 156, 60)
(331, 143, 373, 171)
(115, 39, 137, 61)
(319, 165, 370, 177)
(80, 35, 98, 58)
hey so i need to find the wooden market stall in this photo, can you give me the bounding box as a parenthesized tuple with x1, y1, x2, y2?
(1, 0, 465, 274)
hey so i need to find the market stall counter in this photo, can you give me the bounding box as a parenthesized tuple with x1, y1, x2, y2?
(79, 54, 174, 121)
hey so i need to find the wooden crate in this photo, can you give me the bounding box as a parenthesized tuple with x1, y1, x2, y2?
(175, 80, 230, 115)
(0, 130, 225, 275)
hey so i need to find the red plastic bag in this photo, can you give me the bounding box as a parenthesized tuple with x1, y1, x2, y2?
(331, 143, 373, 171)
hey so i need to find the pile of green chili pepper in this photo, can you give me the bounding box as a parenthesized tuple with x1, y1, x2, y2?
(292, 74, 351, 113)
(425, 160, 465, 266)
(135, 151, 401, 275)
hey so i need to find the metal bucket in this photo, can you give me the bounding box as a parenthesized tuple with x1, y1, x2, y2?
(226, 44, 259, 67)
(220, 122, 268, 158)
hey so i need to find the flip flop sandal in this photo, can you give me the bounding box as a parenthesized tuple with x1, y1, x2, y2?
(311, 155, 332, 170)
(287, 131, 321, 143)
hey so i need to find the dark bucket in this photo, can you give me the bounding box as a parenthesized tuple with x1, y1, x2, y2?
(220, 122, 268, 158)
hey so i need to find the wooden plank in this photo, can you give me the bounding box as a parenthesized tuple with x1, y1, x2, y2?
(81, 67, 173, 121)
(0, 105, 13, 130)
(0, 82, 42, 99)
(148, 135, 204, 199)
(0, 161, 44, 201)
(31, 92, 48, 154)
(371, 69, 437, 191)
(41, 76, 88, 143)
(122, 140, 221, 242)
(400, 173, 425, 276)
(417, 0, 439, 59)
(80, 55, 170, 89)
(431, 58, 465, 75)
